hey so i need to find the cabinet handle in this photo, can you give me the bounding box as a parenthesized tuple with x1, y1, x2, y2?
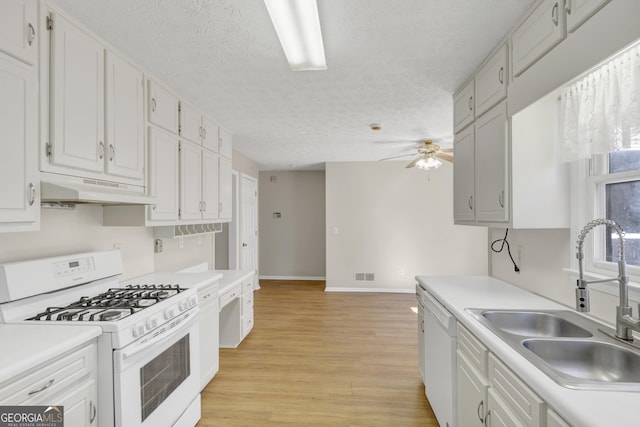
(565, 0, 571, 14)
(468, 96, 473, 111)
(498, 190, 504, 208)
(468, 196, 473, 210)
(219, 201, 223, 213)
(552, 2, 559, 26)
(242, 242, 248, 247)
(98, 141, 105, 159)
(28, 182, 36, 206)
(484, 410, 491, 426)
(90, 400, 97, 424)
(420, 319, 424, 333)
(151, 97, 157, 112)
(203, 127, 207, 138)
(27, 23, 36, 46)
(498, 66, 504, 84)
(109, 144, 115, 161)
(477, 400, 484, 423)
(28, 379, 54, 396)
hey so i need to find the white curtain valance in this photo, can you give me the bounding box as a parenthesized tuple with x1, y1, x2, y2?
(559, 42, 640, 162)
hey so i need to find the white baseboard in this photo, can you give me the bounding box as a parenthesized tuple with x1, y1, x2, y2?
(259, 275, 326, 281)
(325, 287, 414, 294)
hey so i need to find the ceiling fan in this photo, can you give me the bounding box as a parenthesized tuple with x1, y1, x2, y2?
(379, 140, 454, 170)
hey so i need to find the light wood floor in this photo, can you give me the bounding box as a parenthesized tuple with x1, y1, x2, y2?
(198, 280, 438, 426)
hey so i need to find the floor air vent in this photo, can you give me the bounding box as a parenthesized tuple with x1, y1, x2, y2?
(354, 273, 375, 282)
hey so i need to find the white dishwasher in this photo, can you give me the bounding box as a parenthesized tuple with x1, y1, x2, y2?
(423, 289, 457, 427)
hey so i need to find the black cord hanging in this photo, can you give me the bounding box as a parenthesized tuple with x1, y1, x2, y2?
(491, 228, 520, 272)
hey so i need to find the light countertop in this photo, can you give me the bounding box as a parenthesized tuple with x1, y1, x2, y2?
(0, 324, 101, 385)
(211, 270, 255, 295)
(127, 271, 224, 292)
(416, 275, 639, 427)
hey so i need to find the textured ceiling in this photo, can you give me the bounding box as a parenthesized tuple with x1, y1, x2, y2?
(51, 0, 534, 170)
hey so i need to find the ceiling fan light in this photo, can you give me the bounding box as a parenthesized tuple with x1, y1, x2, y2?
(264, 0, 327, 71)
(424, 156, 442, 169)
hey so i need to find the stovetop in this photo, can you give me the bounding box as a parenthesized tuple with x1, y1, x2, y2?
(27, 284, 187, 322)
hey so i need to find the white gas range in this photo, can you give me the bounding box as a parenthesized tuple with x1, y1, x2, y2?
(0, 250, 217, 427)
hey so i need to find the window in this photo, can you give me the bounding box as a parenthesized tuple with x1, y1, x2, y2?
(587, 149, 640, 277)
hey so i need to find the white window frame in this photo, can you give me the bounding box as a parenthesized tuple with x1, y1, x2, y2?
(572, 152, 640, 296)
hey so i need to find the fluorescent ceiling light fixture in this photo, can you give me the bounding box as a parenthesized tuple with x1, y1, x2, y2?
(264, 0, 327, 71)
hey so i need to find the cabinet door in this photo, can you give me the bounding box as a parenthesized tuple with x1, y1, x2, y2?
(148, 79, 179, 134)
(179, 102, 202, 144)
(148, 127, 179, 221)
(54, 380, 97, 426)
(512, 0, 566, 77)
(202, 150, 220, 220)
(453, 80, 474, 133)
(475, 101, 508, 223)
(0, 0, 37, 65)
(218, 127, 233, 159)
(199, 305, 219, 389)
(49, 13, 105, 173)
(475, 44, 508, 117)
(566, 0, 610, 32)
(0, 54, 38, 225)
(487, 388, 526, 427)
(218, 156, 233, 220)
(180, 141, 203, 220)
(105, 51, 144, 181)
(201, 116, 219, 153)
(453, 125, 475, 222)
(547, 409, 571, 427)
(457, 351, 489, 427)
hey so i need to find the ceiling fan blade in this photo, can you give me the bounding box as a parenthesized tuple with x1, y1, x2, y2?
(379, 153, 415, 161)
(405, 157, 421, 168)
(435, 152, 454, 163)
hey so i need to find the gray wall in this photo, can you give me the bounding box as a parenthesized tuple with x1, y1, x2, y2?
(259, 170, 326, 278)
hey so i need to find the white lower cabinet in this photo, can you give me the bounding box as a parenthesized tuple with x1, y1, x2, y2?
(196, 281, 220, 390)
(457, 324, 564, 427)
(0, 341, 98, 426)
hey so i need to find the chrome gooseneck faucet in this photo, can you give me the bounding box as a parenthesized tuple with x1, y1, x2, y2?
(576, 218, 640, 341)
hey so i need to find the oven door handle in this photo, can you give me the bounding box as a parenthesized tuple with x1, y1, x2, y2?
(120, 310, 198, 362)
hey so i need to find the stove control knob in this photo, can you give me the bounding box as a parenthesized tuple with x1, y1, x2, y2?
(164, 307, 176, 320)
(132, 323, 146, 338)
(146, 317, 158, 330)
(179, 300, 189, 312)
(188, 296, 197, 307)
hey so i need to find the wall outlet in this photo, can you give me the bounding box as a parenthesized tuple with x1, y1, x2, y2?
(113, 242, 121, 250)
(154, 239, 163, 253)
(398, 267, 405, 276)
(332, 226, 339, 235)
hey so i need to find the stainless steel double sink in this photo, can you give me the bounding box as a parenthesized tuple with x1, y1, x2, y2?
(467, 309, 640, 391)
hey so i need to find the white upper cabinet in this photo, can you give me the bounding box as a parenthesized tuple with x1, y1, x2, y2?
(179, 101, 202, 144)
(512, 0, 566, 77)
(218, 157, 232, 220)
(565, 0, 610, 33)
(202, 116, 219, 153)
(148, 127, 179, 221)
(475, 101, 508, 223)
(148, 79, 179, 135)
(0, 53, 39, 229)
(0, 0, 37, 66)
(105, 51, 144, 181)
(475, 44, 508, 117)
(453, 125, 475, 222)
(202, 150, 220, 220)
(179, 141, 203, 220)
(218, 127, 233, 159)
(49, 12, 105, 174)
(453, 80, 475, 134)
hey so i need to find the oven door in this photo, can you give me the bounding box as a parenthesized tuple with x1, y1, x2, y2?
(113, 310, 200, 427)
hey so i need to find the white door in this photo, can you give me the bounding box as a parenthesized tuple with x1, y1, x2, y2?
(241, 175, 258, 282)
(148, 79, 179, 135)
(0, 0, 37, 66)
(148, 127, 179, 221)
(218, 157, 233, 219)
(179, 102, 202, 144)
(218, 128, 233, 159)
(105, 50, 144, 181)
(474, 44, 507, 117)
(179, 141, 203, 220)
(453, 80, 474, 134)
(453, 125, 475, 222)
(201, 116, 219, 153)
(0, 54, 38, 224)
(201, 150, 219, 220)
(475, 101, 508, 223)
(49, 12, 105, 173)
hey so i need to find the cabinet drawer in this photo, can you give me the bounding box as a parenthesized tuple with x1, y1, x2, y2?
(197, 283, 219, 311)
(488, 353, 545, 427)
(458, 323, 488, 375)
(242, 310, 253, 335)
(219, 283, 242, 309)
(242, 279, 253, 296)
(0, 342, 96, 405)
(243, 294, 253, 314)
